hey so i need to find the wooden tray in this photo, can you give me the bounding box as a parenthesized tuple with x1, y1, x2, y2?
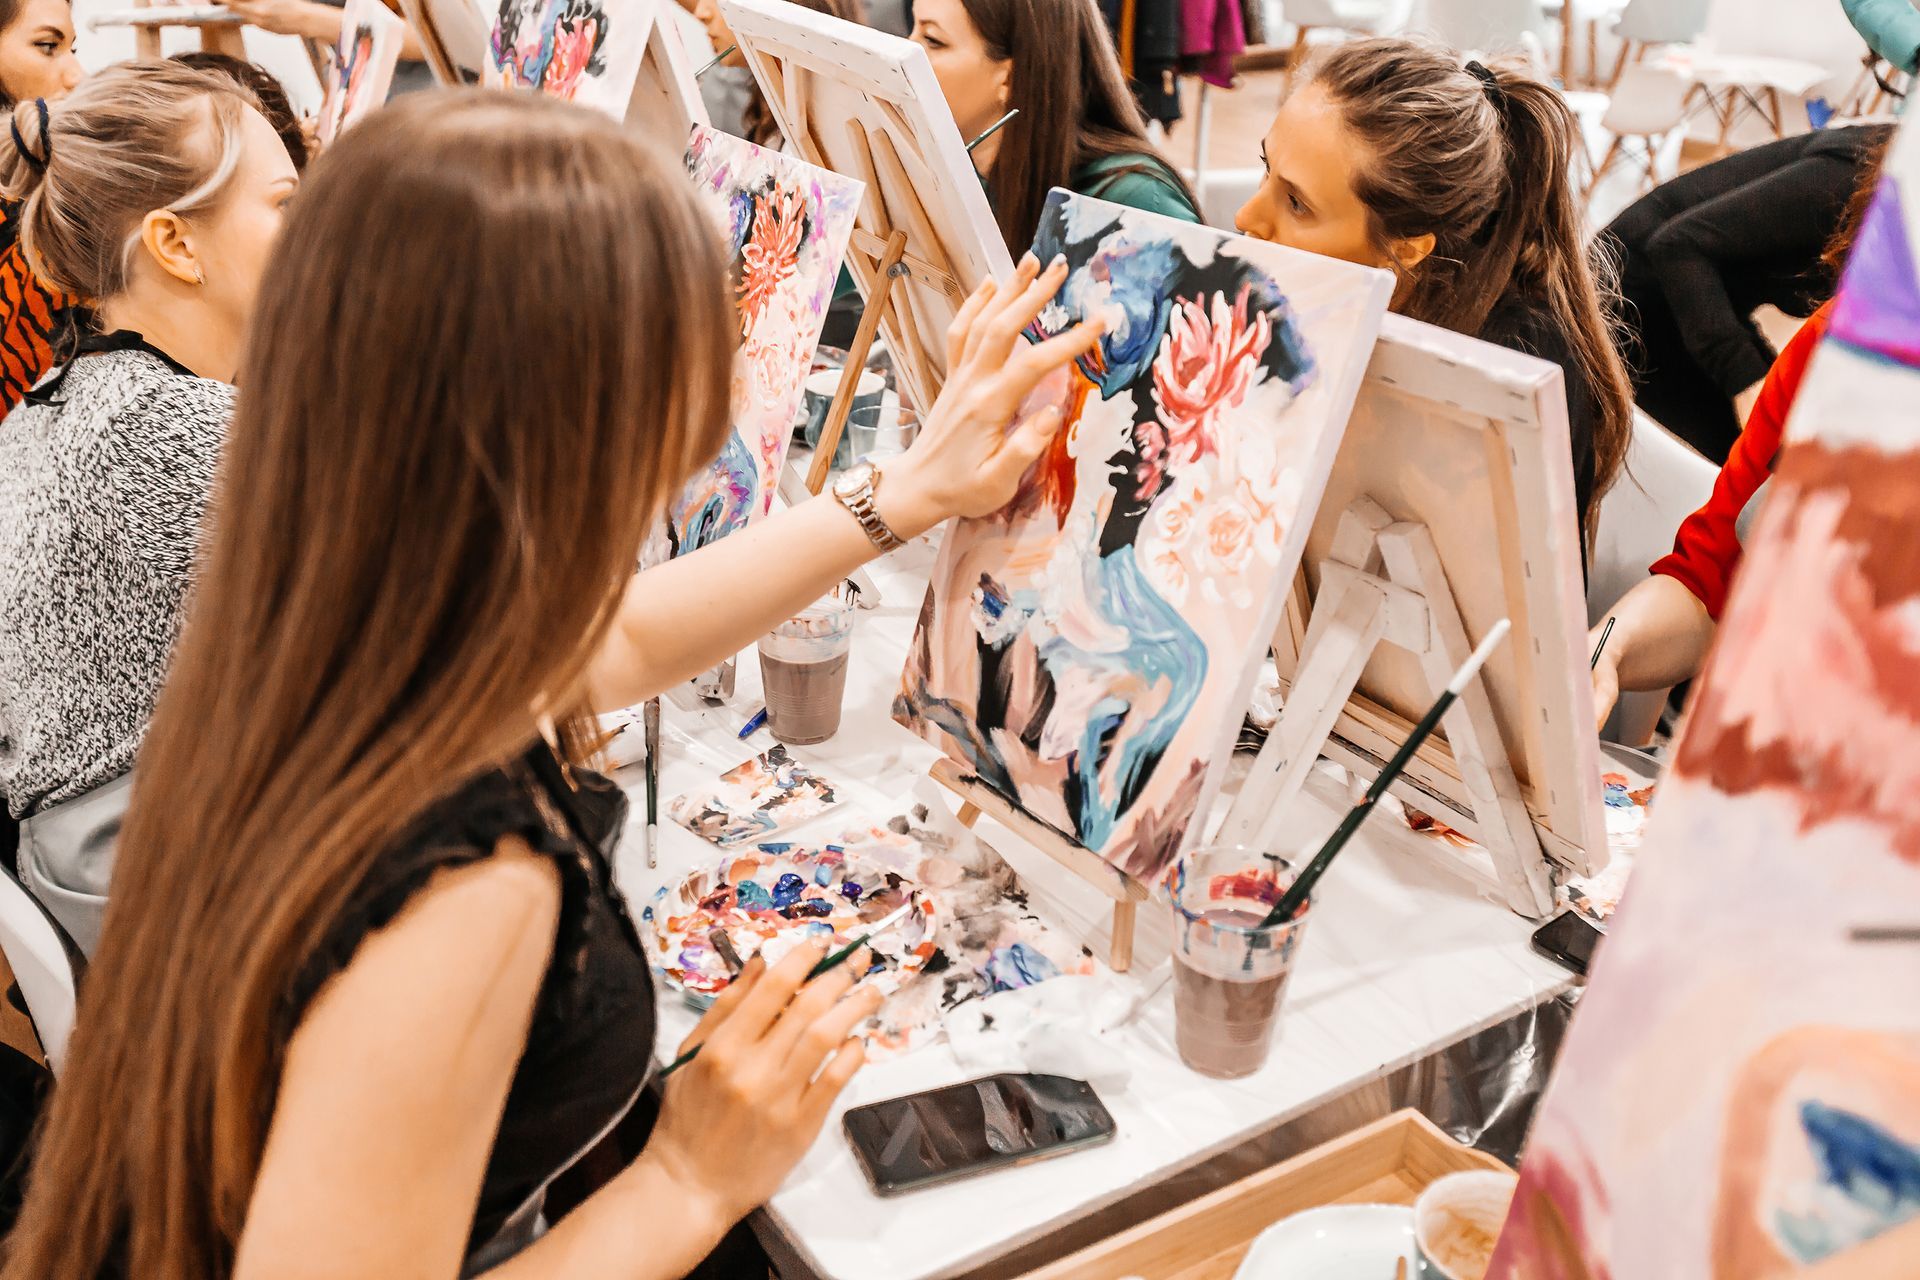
(1020, 1110, 1508, 1280)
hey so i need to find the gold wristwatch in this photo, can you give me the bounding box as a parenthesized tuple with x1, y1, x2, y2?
(832, 460, 906, 552)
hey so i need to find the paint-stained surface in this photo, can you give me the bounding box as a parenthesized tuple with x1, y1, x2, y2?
(1491, 143, 1920, 1280)
(666, 127, 860, 558)
(895, 191, 1389, 881)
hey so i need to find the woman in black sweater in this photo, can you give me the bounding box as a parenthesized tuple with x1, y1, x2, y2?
(1603, 124, 1892, 463)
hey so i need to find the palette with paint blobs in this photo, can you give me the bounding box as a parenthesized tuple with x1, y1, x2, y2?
(643, 844, 938, 1005)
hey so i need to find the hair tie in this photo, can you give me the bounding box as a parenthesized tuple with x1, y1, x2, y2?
(9, 98, 49, 175)
(1465, 60, 1506, 108)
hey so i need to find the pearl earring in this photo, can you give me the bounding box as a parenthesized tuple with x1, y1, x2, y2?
(193, 266, 205, 284)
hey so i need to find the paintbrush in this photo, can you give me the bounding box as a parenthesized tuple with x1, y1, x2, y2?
(965, 108, 1019, 154)
(658, 902, 913, 1080)
(1259, 620, 1512, 928)
(1589, 616, 1616, 671)
(643, 698, 661, 870)
(694, 43, 737, 77)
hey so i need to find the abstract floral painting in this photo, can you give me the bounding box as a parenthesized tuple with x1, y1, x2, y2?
(1490, 132, 1920, 1280)
(318, 0, 403, 144)
(895, 191, 1391, 881)
(666, 127, 860, 558)
(483, 0, 647, 118)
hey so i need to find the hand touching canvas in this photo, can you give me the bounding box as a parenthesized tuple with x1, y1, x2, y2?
(895, 192, 1390, 881)
(667, 127, 861, 557)
(1490, 130, 1920, 1280)
(319, 0, 404, 144)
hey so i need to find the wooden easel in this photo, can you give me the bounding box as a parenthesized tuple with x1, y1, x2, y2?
(804, 228, 908, 494)
(931, 761, 1149, 971)
(1218, 497, 1557, 919)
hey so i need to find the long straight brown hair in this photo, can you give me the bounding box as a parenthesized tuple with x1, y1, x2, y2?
(3, 89, 733, 1278)
(961, 0, 1197, 252)
(1304, 38, 1634, 538)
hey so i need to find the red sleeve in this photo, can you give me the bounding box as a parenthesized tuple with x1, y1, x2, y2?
(1650, 302, 1830, 619)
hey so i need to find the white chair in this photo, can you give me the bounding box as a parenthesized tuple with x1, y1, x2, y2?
(1588, 411, 1718, 745)
(1279, 0, 1415, 90)
(1587, 60, 1695, 200)
(1418, 0, 1550, 58)
(1607, 0, 1710, 88)
(0, 865, 81, 1070)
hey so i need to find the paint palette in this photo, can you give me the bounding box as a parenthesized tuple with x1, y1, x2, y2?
(643, 844, 938, 1004)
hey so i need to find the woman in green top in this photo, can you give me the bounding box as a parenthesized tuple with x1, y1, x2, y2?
(912, 0, 1200, 252)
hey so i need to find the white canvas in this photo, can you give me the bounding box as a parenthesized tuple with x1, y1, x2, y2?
(318, 0, 405, 144)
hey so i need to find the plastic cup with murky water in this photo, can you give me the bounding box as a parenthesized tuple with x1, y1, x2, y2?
(1167, 844, 1312, 1079)
(758, 586, 857, 746)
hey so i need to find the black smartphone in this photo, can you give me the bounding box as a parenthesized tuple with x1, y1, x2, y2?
(1531, 911, 1605, 977)
(843, 1072, 1116, 1196)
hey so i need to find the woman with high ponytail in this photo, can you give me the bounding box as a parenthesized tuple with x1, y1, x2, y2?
(0, 60, 300, 952)
(0, 0, 81, 410)
(1234, 37, 1633, 559)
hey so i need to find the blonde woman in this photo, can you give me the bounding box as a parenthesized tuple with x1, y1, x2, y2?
(0, 61, 298, 952)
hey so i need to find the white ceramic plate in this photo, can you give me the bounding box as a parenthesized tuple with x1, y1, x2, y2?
(1233, 1204, 1418, 1280)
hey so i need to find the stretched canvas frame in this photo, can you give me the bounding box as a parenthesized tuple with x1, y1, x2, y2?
(895, 192, 1393, 886)
(1248, 313, 1607, 885)
(318, 0, 406, 144)
(400, 0, 707, 146)
(721, 0, 1013, 414)
(1491, 121, 1920, 1279)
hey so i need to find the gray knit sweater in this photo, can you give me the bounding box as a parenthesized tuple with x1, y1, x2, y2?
(0, 347, 231, 818)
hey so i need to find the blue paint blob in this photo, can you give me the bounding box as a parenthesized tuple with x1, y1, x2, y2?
(985, 943, 1061, 992)
(840, 881, 864, 903)
(734, 879, 775, 912)
(771, 873, 806, 908)
(814, 864, 835, 887)
(1772, 1100, 1920, 1263)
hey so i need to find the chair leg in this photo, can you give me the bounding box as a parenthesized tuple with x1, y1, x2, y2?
(1586, 135, 1625, 202)
(1283, 25, 1311, 96)
(1608, 39, 1634, 91)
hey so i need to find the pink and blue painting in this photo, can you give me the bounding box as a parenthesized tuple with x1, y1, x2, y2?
(318, 0, 402, 144)
(484, 0, 644, 118)
(895, 191, 1391, 880)
(667, 127, 861, 558)
(1490, 130, 1920, 1279)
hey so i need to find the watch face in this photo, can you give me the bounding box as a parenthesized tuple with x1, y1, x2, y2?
(836, 462, 873, 496)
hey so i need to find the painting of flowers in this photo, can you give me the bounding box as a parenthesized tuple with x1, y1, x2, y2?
(318, 0, 402, 145)
(1489, 132, 1920, 1280)
(484, 0, 647, 119)
(666, 126, 861, 558)
(895, 191, 1391, 880)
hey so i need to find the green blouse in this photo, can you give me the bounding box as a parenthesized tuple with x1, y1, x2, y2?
(1070, 153, 1202, 223)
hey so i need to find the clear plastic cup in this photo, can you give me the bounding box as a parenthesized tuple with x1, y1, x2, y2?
(758, 587, 857, 746)
(846, 399, 921, 464)
(1167, 845, 1312, 1079)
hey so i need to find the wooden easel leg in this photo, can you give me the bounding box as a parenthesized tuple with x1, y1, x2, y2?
(1218, 578, 1391, 852)
(1108, 900, 1136, 972)
(1378, 525, 1555, 918)
(956, 800, 982, 828)
(805, 229, 908, 495)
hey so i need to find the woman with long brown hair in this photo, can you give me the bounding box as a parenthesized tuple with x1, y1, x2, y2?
(913, 0, 1199, 252)
(1234, 37, 1633, 555)
(2, 89, 1098, 1276)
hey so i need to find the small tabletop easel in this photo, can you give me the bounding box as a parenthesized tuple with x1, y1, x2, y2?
(1217, 497, 1557, 918)
(803, 228, 908, 495)
(932, 760, 1149, 971)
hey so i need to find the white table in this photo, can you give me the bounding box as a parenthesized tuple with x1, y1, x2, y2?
(608, 536, 1574, 1280)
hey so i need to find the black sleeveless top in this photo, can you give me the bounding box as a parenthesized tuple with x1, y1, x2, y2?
(280, 741, 657, 1259)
